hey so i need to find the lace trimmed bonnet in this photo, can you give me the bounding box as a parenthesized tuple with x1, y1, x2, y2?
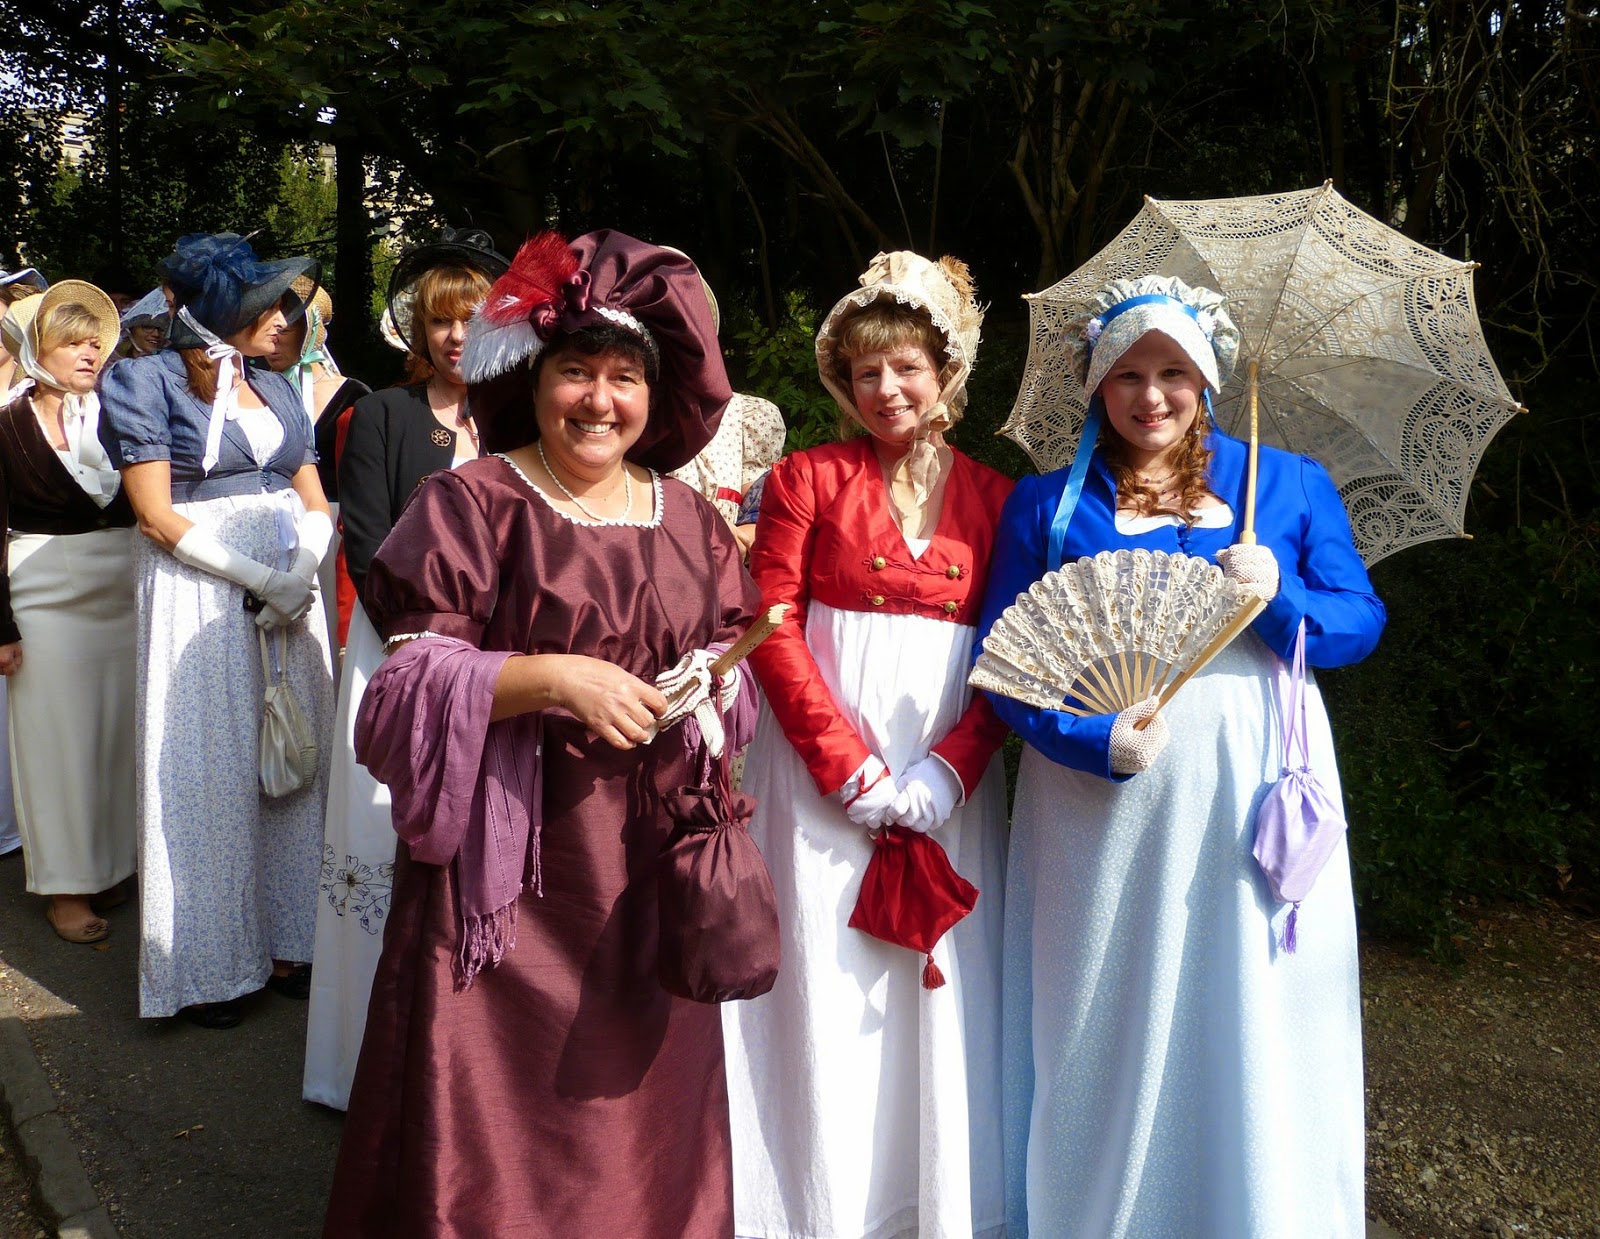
(1070, 274, 1239, 400)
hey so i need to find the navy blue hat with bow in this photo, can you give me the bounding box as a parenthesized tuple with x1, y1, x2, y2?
(159, 233, 320, 345)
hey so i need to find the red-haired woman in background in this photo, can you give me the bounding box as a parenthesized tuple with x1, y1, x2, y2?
(302, 229, 508, 1110)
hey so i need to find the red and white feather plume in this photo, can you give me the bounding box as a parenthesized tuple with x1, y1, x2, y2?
(459, 232, 579, 384)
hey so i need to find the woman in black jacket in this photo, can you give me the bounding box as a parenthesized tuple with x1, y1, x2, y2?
(302, 228, 507, 1110)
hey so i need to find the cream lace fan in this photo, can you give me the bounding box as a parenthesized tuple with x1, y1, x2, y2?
(971, 549, 1266, 718)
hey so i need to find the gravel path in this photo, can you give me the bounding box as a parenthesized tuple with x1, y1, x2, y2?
(1362, 901, 1600, 1239)
(2, 843, 1593, 1237)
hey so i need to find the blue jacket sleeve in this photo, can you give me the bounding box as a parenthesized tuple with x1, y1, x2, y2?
(975, 474, 1123, 781)
(1251, 456, 1386, 668)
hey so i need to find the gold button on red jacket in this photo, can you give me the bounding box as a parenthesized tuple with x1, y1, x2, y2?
(747, 437, 1014, 798)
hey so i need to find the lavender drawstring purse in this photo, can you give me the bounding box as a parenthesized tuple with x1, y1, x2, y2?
(1252, 619, 1347, 953)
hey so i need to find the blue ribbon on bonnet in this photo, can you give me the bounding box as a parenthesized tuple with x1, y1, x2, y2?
(1044, 293, 1218, 569)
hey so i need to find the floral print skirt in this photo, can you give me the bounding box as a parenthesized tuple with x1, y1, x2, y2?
(132, 493, 334, 1018)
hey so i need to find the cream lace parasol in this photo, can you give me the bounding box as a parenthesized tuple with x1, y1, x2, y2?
(1004, 182, 1525, 565)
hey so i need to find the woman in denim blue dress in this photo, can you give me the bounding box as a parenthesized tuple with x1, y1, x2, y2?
(100, 233, 336, 1029)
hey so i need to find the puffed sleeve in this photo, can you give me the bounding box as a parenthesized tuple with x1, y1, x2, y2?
(97, 356, 173, 467)
(974, 473, 1123, 780)
(1252, 456, 1386, 667)
(339, 395, 394, 596)
(746, 450, 874, 796)
(362, 470, 502, 647)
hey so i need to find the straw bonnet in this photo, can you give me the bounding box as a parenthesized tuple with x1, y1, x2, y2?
(4, 279, 121, 367)
(290, 275, 334, 352)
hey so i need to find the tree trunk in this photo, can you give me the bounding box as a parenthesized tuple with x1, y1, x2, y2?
(330, 134, 373, 370)
(104, 10, 122, 277)
(1327, 77, 1346, 192)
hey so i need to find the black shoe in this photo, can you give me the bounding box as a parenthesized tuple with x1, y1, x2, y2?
(182, 1000, 243, 1030)
(264, 968, 311, 1000)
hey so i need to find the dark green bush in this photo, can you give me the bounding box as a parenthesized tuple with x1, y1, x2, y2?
(733, 292, 844, 454)
(1324, 390, 1600, 954)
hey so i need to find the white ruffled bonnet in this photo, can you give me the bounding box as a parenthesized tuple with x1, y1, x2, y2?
(814, 250, 984, 426)
(1070, 274, 1239, 401)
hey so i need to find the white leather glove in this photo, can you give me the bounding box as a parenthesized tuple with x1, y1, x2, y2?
(648, 649, 740, 757)
(892, 756, 963, 834)
(838, 755, 909, 831)
(289, 509, 335, 583)
(1109, 696, 1170, 775)
(1217, 542, 1280, 600)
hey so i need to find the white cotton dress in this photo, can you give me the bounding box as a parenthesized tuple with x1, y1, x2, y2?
(0, 683, 17, 856)
(8, 526, 137, 891)
(723, 573, 1008, 1239)
(1002, 631, 1365, 1239)
(302, 451, 472, 1109)
(133, 406, 335, 1018)
(302, 599, 394, 1108)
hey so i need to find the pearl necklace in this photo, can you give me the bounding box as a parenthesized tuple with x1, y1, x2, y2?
(536, 439, 633, 524)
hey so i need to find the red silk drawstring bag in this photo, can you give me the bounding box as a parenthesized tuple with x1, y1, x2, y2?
(848, 825, 979, 989)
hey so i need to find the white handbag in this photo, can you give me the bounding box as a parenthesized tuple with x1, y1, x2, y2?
(258, 627, 318, 798)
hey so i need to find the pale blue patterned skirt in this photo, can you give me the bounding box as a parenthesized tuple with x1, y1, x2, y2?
(132, 493, 334, 1018)
(1002, 635, 1365, 1238)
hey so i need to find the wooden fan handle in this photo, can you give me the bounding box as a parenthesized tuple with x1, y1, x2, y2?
(1130, 595, 1269, 731)
(710, 604, 790, 678)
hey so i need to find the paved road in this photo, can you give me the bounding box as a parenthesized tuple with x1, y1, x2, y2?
(0, 848, 1413, 1238)
(0, 852, 340, 1237)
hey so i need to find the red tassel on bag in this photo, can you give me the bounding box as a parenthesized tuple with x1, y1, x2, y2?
(849, 826, 977, 989)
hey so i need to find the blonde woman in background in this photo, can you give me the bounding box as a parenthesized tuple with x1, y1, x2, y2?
(0, 281, 138, 941)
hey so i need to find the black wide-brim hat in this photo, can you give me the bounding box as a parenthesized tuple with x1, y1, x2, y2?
(385, 228, 511, 346)
(160, 233, 319, 346)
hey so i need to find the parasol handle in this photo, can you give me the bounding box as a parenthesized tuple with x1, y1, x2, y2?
(1241, 358, 1260, 545)
(710, 604, 790, 678)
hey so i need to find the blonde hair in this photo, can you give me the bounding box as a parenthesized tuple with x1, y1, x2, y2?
(36, 303, 104, 354)
(404, 265, 493, 382)
(825, 301, 950, 402)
